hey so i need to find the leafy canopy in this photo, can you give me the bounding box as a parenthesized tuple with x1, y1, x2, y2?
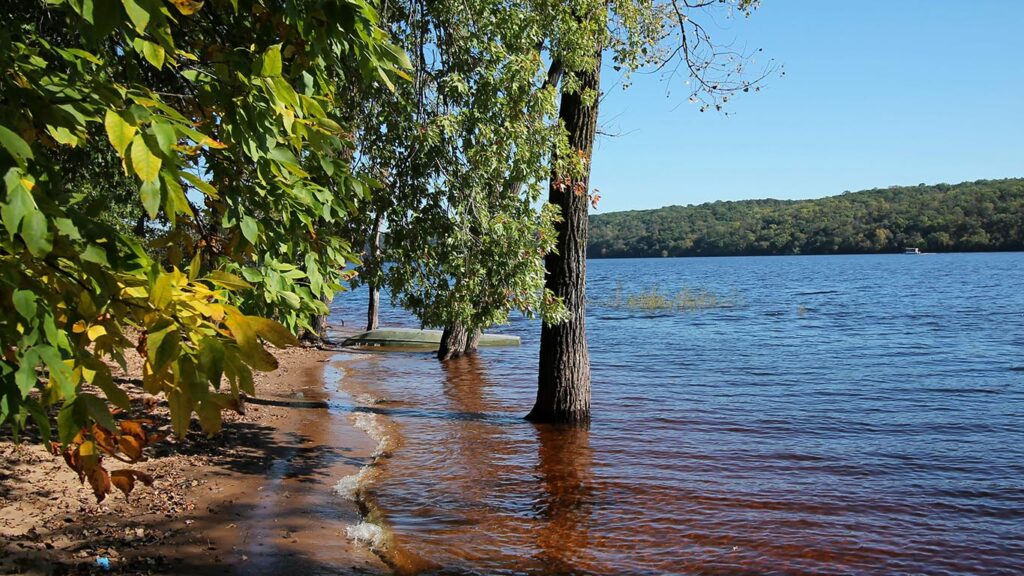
(0, 0, 406, 499)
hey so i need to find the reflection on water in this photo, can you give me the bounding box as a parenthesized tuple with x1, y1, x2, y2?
(532, 424, 594, 575)
(332, 253, 1024, 575)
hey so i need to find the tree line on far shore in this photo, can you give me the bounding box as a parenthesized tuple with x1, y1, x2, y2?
(588, 178, 1024, 258)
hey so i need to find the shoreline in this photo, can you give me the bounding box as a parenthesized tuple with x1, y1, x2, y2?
(0, 346, 388, 575)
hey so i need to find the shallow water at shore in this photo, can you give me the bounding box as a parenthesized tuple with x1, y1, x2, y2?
(330, 253, 1024, 575)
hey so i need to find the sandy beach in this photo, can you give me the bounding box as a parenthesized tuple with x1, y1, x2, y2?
(0, 346, 387, 575)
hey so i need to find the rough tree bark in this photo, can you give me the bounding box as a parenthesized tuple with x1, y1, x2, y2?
(527, 53, 601, 425)
(438, 322, 470, 361)
(464, 329, 482, 354)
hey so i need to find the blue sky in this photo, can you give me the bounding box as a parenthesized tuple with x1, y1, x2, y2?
(589, 1, 1024, 213)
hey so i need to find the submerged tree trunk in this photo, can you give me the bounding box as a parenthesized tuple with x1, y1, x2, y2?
(438, 323, 470, 361)
(366, 285, 380, 331)
(366, 213, 383, 331)
(464, 329, 482, 355)
(528, 54, 601, 425)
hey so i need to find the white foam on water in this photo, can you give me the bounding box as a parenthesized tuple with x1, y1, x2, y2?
(332, 465, 373, 500)
(353, 393, 384, 405)
(346, 521, 387, 550)
(351, 411, 395, 457)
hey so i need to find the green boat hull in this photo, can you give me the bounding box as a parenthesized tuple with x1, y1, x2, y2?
(342, 328, 520, 349)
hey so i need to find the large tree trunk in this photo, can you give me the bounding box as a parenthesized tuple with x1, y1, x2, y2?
(366, 213, 383, 331)
(527, 54, 601, 425)
(438, 323, 470, 361)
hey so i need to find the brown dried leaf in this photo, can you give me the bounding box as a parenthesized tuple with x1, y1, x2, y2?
(118, 435, 144, 461)
(119, 420, 146, 441)
(110, 469, 155, 499)
(85, 463, 111, 502)
(62, 446, 85, 482)
(91, 424, 118, 455)
(110, 470, 135, 498)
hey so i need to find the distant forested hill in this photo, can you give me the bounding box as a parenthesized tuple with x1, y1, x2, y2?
(588, 178, 1024, 258)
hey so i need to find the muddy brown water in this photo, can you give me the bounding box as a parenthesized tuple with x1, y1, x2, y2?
(331, 254, 1024, 575)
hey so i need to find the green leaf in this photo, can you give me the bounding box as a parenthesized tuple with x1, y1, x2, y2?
(80, 392, 117, 433)
(81, 244, 110, 266)
(3, 169, 36, 237)
(92, 368, 131, 410)
(22, 209, 52, 257)
(195, 400, 222, 435)
(39, 346, 76, 400)
(57, 399, 81, 445)
(130, 133, 161, 181)
(104, 109, 136, 156)
(54, 217, 82, 240)
(240, 216, 259, 244)
(260, 44, 282, 77)
(122, 0, 152, 31)
(167, 388, 192, 438)
(140, 178, 161, 218)
(23, 400, 51, 446)
(12, 289, 37, 320)
(153, 328, 180, 373)
(180, 171, 218, 198)
(0, 125, 33, 165)
(151, 121, 176, 157)
(198, 337, 225, 388)
(142, 40, 165, 69)
(16, 349, 40, 397)
(89, 0, 122, 37)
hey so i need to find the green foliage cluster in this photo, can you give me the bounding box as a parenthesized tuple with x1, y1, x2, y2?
(589, 179, 1024, 258)
(350, 0, 579, 334)
(0, 0, 406, 474)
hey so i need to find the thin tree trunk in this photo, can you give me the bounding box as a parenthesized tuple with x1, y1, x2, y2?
(438, 323, 470, 361)
(305, 293, 331, 342)
(528, 53, 601, 425)
(366, 286, 380, 331)
(366, 213, 383, 331)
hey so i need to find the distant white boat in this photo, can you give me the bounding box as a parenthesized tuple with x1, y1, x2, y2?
(903, 247, 922, 255)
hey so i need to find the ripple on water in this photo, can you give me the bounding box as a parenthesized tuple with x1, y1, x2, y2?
(330, 253, 1024, 575)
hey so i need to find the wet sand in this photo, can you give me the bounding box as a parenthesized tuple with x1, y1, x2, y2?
(0, 346, 386, 575)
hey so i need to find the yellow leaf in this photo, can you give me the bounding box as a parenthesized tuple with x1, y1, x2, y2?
(72, 320, 88, 333)
(150, 272, 174, 308)
(87, 325, 107, 341)
(121, 286, 149, 299)
(249, 316, 298, 348)
(169, 0, 204, 15)
(104, 109, 136, 156)
(130, 134, 161, 182)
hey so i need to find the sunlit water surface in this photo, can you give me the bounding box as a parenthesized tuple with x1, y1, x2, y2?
(329, 253, 1024, 575)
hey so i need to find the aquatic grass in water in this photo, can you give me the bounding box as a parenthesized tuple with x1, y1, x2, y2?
(604, 283, 742, 312)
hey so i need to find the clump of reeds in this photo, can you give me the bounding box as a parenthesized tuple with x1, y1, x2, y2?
(605, 283, 742, 312)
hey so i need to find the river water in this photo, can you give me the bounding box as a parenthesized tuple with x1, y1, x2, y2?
(328, 253, 1024, 575)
